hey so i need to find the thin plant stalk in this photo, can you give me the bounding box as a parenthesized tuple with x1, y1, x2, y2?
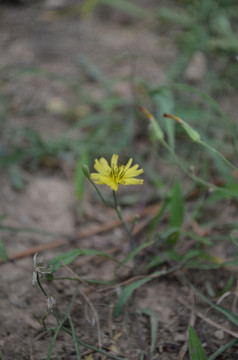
(113, 190, 139, 274)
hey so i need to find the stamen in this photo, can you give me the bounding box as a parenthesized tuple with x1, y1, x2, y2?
(109, 164, 126, 181)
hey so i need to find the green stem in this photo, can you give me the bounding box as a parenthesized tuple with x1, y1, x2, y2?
(113, 191, 139, 274)
(113, 191, 137, 250)
(36, 273, 48, 297)
(88, 177, 109, 206)
(160, 139, 238, 197)
(199, 139, 238, 171)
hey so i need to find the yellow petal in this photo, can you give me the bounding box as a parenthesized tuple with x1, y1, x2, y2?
(98, 157, 111, 172)
(124, 167, 144, 178)
(94, 159, 106, 174)
(120, 178, 144, 185)
(111, 154, 119, 168)
(124, 158, 133, 171)
(91, 173, 110, 183)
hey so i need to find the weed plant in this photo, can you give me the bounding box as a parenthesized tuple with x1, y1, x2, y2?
(30, 109, 238, 359)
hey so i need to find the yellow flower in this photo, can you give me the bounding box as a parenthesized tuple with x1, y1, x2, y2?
(90, 154, 144, 192)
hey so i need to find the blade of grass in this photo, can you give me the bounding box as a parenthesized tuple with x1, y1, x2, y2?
(61, 324, 125, 360)
(188, 325, 207, 360)
(47, 317, 66, 360)
(79, 55, 110, 89)
(157, 6, 192, 26)
(116, 240, 153, 272)
(68, 316, 81, 360)
(100, 0, 151, 18)
(113, 278, 151, 318)
(146, 200, 169, 236)
(208, 339, 238, 360)
(170, 180, 184, 228)
(47, 287, 79, 360)
(74, 150, 89, 200)
(49, 249, 118, 271)
(0, 240, 8, 261)
(188, 281, 238, 326)
(140, 308, 158, 358)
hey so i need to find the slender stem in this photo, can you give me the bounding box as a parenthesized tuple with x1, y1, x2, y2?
(113, 191, 136, 250)
(88, 177, 109, 206)
(160, 139, 238, 197)
(113, 190, 139, 275)
(112, 196, 149, 360)
(36, 273, 48, 297)
(199, 139, 238, 171)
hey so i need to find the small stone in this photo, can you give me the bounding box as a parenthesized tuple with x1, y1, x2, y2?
(214, 330, 224, 340)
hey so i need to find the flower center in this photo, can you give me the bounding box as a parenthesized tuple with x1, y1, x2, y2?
(109, 165, 125, 181)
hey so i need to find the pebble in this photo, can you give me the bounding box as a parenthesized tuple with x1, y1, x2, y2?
(214, 330, 224, 340)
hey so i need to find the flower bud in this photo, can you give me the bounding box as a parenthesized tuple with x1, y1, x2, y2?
(82, 164, 90, 178)
(164, 113, 200, 142)
(182, 122, 201, 143)
(140, 106, 164, 141)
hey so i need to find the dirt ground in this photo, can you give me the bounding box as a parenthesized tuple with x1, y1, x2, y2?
(1, 1, 238, 360)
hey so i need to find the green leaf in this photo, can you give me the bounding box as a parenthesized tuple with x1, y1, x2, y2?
(216, 275, 234, 297)
(157, 7, 192, 27)
(170, 180, 184, 228)
(113, 278, 151, 318)
(146, 200, 169, 235)
(140, 308, 158, 357)
(8, 168, 24, 191)
(145, 254, 164, 271)
(183, 249, 203, 261)
(208, 339, 238, 360)
(189, 282, 238, 326)
(100, 0, 150, 18)
(49, 249, 118, 270)
(0, 240, 8, 261)
(69, 317, 81, 360)
(116, 240, 153, 272)
(231, 229, 238, 247)
(189, 325, 207, 360)
(0, 215, 6, 222)
(185, 259, 238, 270)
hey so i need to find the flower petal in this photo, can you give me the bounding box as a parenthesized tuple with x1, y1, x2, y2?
(94, 158, 110, 173)
(124, 158, 133, 171)
(91, 173, 110, 183)
(120, 178, 144, 185)
(111, 154, 118, 168)
(124, 166, 144, 178)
